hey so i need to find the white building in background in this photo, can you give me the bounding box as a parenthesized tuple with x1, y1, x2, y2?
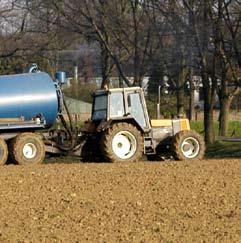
(192, 75, 203, 106)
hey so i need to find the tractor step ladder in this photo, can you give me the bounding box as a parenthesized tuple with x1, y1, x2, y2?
(144, 136, 156, 155)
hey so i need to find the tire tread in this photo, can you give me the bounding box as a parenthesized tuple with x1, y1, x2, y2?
(0, 138, 8, 165)
(8, 133, 45, 165)
(172, 130, 205, 160)
(100, 123, 143, 162)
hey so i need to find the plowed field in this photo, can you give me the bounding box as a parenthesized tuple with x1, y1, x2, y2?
(0, 159, 240, 242)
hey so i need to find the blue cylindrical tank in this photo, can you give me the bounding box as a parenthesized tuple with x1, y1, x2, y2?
(0, 72, 59, 128)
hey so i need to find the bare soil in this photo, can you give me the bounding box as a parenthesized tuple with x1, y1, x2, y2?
(0, 159, 241, 242)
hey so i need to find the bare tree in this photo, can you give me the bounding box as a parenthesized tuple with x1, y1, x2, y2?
(212, 0, 241, 136)
(30, 0, 160, 87)
(0, 0, 26, 59)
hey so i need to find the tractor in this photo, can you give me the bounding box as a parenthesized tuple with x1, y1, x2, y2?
(0, 65, 204, 165)
(81, 86, 205, 162)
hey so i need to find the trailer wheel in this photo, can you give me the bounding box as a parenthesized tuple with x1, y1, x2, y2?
(172, 130, 205, 160)
(101, 123, 143, 162)
(0, 138, 8, 165)
(9, 133, 45, 165)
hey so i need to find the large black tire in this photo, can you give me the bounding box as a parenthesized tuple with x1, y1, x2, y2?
(81, 136, 103, 162)
(9, 133, 45, 165)
(172, 130, 205, 160)
(0, 138, 8, 165)
(100, 123, 143, 162)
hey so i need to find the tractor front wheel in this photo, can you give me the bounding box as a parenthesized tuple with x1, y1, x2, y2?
(101, 123, 143, 162)
(172, 130, 205, 160)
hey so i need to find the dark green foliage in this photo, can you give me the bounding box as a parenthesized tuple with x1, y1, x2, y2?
(0, 56, 53, 76)
(207, 141, 241, 159)
(148, 59, 164, 95)
(146, 94, 177, 119)
(192, 121, 241, 159)
(0, 57, 27, 75)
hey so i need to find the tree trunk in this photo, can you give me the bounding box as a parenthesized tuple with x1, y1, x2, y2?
(219, 97, 232, 137)
(176, 63, 187, 117)
(119, 76, 123, 88)
(204, 101, 215, 144)
(189, 77, 195, 120)
(202, 70, 216, 144)
(100, 44, 111, 89)
(176, 85, 185, 117)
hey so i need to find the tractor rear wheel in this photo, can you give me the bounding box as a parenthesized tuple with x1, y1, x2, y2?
(9, 133, 45, 165)
(101, 123, 143, 162)
(0, 138, 8, 165)
(172, 130, 205, 160)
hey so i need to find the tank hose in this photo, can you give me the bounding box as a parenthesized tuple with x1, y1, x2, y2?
(56, 94, 77, 151)
(57, 114, 77, 151)
(62, 94, 74, 132)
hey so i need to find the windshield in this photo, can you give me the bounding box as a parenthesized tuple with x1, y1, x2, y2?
(92, 95, 107, 120)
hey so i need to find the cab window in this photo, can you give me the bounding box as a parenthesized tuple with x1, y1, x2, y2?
(127, 93, 147, 128)
(109, 92, 125, 118)
(92, 95, 107, 120)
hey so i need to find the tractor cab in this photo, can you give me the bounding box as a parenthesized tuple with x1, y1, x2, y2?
(92, 87, 151, 132)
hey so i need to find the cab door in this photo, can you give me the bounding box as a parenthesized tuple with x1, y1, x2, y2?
(126, 91, 151, 131)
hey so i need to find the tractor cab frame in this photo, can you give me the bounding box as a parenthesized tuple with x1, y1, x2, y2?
(92, 87, 151, 133)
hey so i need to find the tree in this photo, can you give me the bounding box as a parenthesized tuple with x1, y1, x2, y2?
(0, 0, 25, 59)
(212, 0, 241, 136)
(0, 0, 71, 74)
(31, 0, 161, 87)
(180, 0, 217, 143)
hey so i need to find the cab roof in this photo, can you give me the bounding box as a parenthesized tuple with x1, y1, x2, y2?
(94, 87, 143, 96)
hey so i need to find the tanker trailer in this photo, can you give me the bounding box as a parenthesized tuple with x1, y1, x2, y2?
(0, 68, 77, 165)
